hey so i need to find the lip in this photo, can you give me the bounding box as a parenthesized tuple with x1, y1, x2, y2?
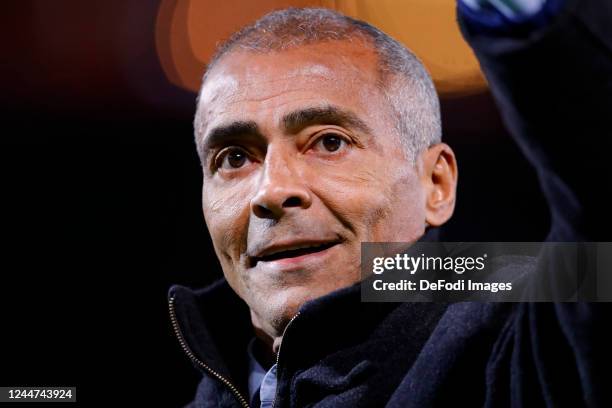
(248, 239, 342, 268)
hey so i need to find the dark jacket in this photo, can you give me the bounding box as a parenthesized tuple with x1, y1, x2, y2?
(170, 0, 612, 406)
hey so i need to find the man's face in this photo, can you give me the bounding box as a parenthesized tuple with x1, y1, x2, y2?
(197, 41, 429, 334)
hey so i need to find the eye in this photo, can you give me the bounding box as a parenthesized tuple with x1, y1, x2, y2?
(216, 147, 251, 170)
(315, 133, 348, 153)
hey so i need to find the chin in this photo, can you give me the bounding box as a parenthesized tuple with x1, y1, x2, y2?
(254, 281, 354, 333)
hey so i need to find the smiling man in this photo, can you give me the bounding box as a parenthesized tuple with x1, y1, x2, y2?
(169, 2, 610, 407)
(195, 20, 457, 357)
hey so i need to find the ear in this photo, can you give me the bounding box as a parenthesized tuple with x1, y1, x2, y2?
(419, 143, 458, 227)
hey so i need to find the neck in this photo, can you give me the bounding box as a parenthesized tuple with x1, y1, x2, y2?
(251, 309, 292, 364)
(251, 331, 277, 369)
(250, 314, 280, 367)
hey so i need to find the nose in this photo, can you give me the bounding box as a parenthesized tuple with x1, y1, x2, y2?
(250, 149, 312, 219)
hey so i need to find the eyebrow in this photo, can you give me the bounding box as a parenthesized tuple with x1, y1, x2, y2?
(199, 121, 262, 157)
(282, 105, 372, 135)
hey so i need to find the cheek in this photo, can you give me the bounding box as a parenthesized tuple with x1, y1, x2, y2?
(379, 174, 426, 241)
(310, 158, 424, 241)
(202, 182, 252, 260)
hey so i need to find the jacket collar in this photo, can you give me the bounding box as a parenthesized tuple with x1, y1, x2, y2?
(168, 278, 447, 389)
(168, 279, 252, 386)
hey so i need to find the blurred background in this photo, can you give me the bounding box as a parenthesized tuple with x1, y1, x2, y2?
(0, 0, 548, 406)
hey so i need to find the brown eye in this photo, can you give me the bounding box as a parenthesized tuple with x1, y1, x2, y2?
(320, 134, 344, 152)
(220, 148, 249, 169)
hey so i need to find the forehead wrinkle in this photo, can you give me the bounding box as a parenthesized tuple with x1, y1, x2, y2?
(200, 49, 378, 113)
(229, 77, 338, 105)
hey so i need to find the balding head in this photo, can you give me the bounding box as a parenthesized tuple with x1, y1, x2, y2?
(196, 8, 441, 161)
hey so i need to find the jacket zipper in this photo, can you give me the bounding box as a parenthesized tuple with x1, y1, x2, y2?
(271, 311, 301, 408)
(168, 296, 250, 408)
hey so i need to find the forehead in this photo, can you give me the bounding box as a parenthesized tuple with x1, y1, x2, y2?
(196, 41, 389, 135)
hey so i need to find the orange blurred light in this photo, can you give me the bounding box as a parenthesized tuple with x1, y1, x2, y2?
(156, 0, 486, 96)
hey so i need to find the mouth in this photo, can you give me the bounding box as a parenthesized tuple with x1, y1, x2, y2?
(249, 240, 340, 268)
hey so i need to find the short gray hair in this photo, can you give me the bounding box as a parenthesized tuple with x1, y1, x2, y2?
(197, 7, 441, 160)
